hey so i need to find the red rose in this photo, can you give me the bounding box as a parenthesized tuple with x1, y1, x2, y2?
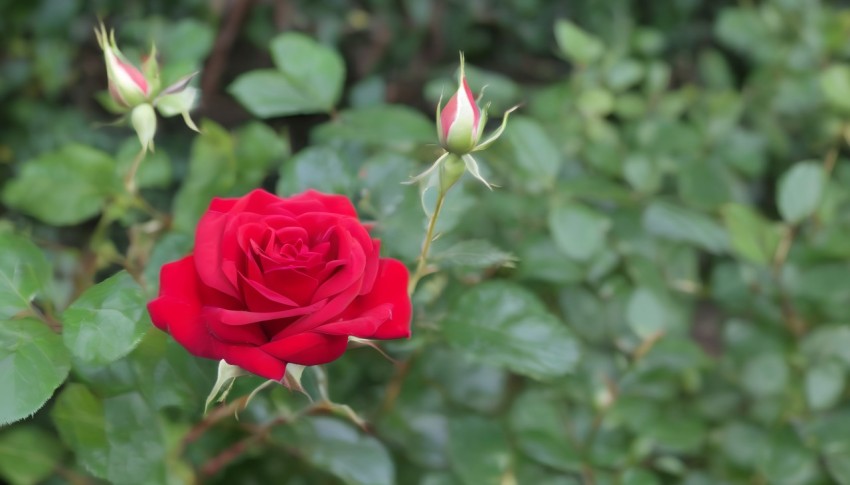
(147, 189, 411, 380)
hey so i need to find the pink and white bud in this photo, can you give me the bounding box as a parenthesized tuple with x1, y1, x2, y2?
(95, 24, 150, 108)
(411, 53, 518, 190)
(437, 54, 482, 155)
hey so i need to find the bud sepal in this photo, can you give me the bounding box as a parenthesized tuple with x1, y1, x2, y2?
(130, 103, 157, 153)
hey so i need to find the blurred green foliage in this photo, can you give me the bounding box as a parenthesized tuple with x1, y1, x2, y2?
(3, 0, 850, 484)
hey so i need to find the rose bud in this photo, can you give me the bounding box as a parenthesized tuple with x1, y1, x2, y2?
(410, 54, 518, 190)
(95, 23, 150, 108)
(147, 189, 412, 381)
(437, 54, 482, 155)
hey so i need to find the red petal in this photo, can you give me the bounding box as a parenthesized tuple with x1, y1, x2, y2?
(355, 258, 412, 340)
(312, 223, 366, 302)
(202, 299, 326, 326)
(260, 268, 318, 307)
(317, 303, 392, 337)
(261, 332, 349, 366)
(147, 257, 221, 359)
(222, 345, 287, 381)
(194, 210, 240, 299)
(289, 190, 358, 218)
(274, 281, 363, 338)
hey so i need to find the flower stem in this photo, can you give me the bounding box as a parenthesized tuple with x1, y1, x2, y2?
(124, 147, 147, 195)
(408, 188, 446, 295)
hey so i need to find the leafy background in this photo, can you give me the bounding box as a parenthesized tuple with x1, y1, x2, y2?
(3, 0, 850, 483)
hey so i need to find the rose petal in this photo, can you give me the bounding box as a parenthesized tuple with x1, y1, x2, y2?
(263, 267, 319, 306)
(204, 310, 267, 346)
(276, 276, 363, 338)
(147, 256, 221, 359)
(204, 299, 326, 326)
(232, 189, 290, 215)
(316, 303, 392, 336)
(312, 224, 366, 302)
(359, 238, 381, 295)
(221, 345, 287, 381)
(288, 190, 358, 218)
(340, 258, 411, 340)
(238, 273, 300, 311)
(194, 210, 240, 298)
(261, 332, 348, 366)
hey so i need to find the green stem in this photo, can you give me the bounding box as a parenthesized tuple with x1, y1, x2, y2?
(408, 188, 447, 295)
(124, 147, 147, 195)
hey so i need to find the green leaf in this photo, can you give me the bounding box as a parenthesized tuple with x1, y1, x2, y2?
(626, 287, 669, 339)
(548, 202, 611, 261)
(677, 162, 732, 211)
(502, 116, 562, 192)
(130, 331, 215, 412)
(742, 352, 788, 397)
(155, 18, 215, 80)
(644, 412, 706, 454)
(312, 105, 434, 150)
(0, 426, 63, 485)
(554, 20, 604, 65)
(777, 162, 826, 224)
(0, 233, 51, 320)
(759, 430, 819, 485)
(825, 449, 850, 485)
(510, 389, 582, 472)
(623, 155, 661, 194)
(605, 59, 644, 92)
(718, 422, 769, 468)
(621, 469, 660, 485)
(173, 119, 282, 233)
(234, 121, 289, 184)
(143, 233, 192, 294)
(172, 120, 235, 230)
(643, 201, 729, 253)
(449, 416, 512, 485)
(104, 392, 166, 485)
(577, 88, 614, 117)
(805, 361, 844, 411)
(431, 239, 516, 270)
(518, 236, 585, 284)
(422, 348, 508, 413)
(820, 64, 850, 112)
(721, 204, 783, 265)
(443, 281, 580, 379)
(277, 146, 353, 196)
(0, 318, 70, 425)
(275, 417, 394, 485)
(62, 271, 150, 365)
(229, 33, 344, 117)
(801, 325, 850, 367)
(2, 144, 116, 225)
(50, 383, 108, 478)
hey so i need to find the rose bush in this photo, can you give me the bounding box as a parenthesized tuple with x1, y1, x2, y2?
(148, 189, 411, 380)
